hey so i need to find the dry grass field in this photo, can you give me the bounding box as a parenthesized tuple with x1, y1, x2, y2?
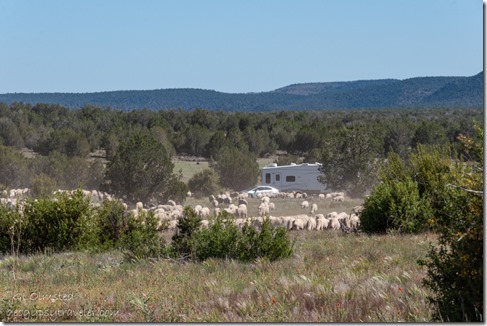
(0, 231, 436, 322)
(0, 159, 438, 322)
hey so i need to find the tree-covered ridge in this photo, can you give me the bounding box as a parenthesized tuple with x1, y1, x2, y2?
(0, 72, 482, 111)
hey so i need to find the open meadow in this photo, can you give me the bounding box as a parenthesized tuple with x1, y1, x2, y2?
(0, 231, 436, 322)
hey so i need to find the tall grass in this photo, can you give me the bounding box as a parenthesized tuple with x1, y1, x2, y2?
(0, 231, 435, 322)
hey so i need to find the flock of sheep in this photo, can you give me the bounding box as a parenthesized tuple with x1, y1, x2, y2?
(1, 188, 363, 234)
(191, 191, 362, 233)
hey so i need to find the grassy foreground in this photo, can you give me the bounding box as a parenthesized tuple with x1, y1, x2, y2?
(0, 231, 435, 322)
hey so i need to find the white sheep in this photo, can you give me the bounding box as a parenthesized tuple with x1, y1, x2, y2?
(239, 192, 249, 199)
(261, 196, 270, 204)
(250, 216, 263, 228)
(310, 203, 318, 214)
(306, 218, 317, 230)
(351, 205, 364, 215)
(194, 204, 203, 213)
(258, 203, 270, 217)
(333, 195, 345, 202)
(268, 202, 276, 210)
(223, 206, 237, 217)
(326, 211, 338, 219)
(200, 207, 210, 219)
(292, 218, 306, 230)
(329, 217, 340, 230)
(316, 216, 329, 230)
(318, 194, 325, 200)
(238, 198, 248, 206)
(336, 212, 349, 220)
(237, 204, 248, 219)
(268, 216, 282, 227)
(200, 219, 209, 229)
(234, 218, 245, 228)
(155, 210, 170, 222)
(301, 200, 309, 209)
(168, 219, 178, 230)
(170, 209, 183, 220)
(350, 213, 360, 229)
(135, 202, 144, 211)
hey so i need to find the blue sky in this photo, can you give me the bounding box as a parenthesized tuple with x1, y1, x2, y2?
(0, 0, 482, 93)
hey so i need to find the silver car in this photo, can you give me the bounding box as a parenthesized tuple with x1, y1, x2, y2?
(246, 186, 279, 198)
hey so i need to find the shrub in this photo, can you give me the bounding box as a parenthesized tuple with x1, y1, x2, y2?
(170, 206, 202, 258)
(187, 169, 219, 198)
(360, 147, 449, 234)
(237, 218, 294, 262)
(419, 126, 483, 322)
(119, 209, 167, 260)
(362, 124, 483, 321)
(360, 178, 432, 234)
(171, 209, 294, 262)
(210, 144, 260, 191)
(94, 199, 130, 250)
(103, 133, 180, 205)
(191, 213, 241, 261)
(21, 189, 95, 253)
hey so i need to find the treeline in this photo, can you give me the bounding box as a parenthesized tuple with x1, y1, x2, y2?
(0, 102, 483, 196)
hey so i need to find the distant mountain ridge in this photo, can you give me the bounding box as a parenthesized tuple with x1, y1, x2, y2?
(0, 72, 482, 111)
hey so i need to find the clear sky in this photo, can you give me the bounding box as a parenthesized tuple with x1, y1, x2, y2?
(0, 0, 482, 94)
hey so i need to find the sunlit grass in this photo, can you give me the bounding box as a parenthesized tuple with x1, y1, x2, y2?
(172, 158, 209, 184)
(0, 232, 435, 322)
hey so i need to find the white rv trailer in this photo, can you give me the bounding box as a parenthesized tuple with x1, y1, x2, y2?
(261, 162, 327, 194)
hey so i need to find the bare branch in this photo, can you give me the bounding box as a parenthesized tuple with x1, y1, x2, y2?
(446, 183, 483, 196)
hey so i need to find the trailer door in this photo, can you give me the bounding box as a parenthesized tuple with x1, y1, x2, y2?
(274, 173, 281, 188)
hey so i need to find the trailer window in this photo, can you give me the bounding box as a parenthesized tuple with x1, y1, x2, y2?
(275, 174, 280, 182)
(286, 176, 296, 182)
(265, 173, 271, 184)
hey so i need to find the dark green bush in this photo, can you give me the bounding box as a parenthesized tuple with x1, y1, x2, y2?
(191, 213, 241, 261)
(237, 218, 294, 262)
(419, 127, 483, 322)
(187, 169, 219, 199)
(361, 178, 432, 234)
(171, 209, 294, 262)
(94, 199, 130, 250)
(22, 189, 95, 253)
(361, 125, 483, 321)
(119, 209, 167, 260)
(170, 206, 202, 258)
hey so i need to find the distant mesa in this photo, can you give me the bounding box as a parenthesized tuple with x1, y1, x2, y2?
(0, 72, 482, 111)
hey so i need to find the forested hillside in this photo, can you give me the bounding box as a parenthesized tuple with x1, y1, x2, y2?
(0, 72, 482, 111)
